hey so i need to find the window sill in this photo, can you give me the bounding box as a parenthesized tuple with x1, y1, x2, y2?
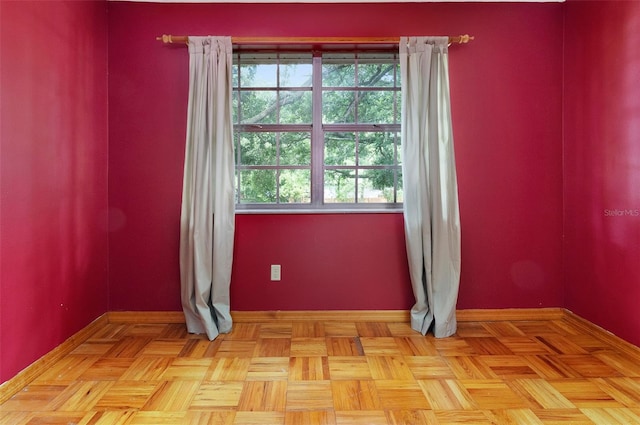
(235, 208, 403, 215)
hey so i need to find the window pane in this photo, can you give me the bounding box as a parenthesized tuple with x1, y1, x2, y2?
(232, 64, 239, 88)
(239, 170, 276, 203)
(324, 169, 355, 203)
(241, 63, 277, 87)
(359, 169, 395, 203)
(322, 59, 355, 87)
(240, 91, 277, 124)
(280, 132, 311, 165)
(358, 132, 395, 166)
(323, 91, 355, 124)
(358, 63, 396, 87)
(279, 169, 311, 203)
(280, 91, 312, 124)
(397, 170, 403, 203)
(325, 132, 355, 166)
(280, 63, 312, 87)
(232, 90, 239, 123)
(238, 132, 276, 165)
(358, 91, 395, 123)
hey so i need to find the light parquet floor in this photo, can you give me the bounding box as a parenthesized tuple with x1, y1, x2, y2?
(2, 316, 640, 424)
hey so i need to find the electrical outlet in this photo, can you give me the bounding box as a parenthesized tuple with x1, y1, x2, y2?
(270, 265, 281, 281)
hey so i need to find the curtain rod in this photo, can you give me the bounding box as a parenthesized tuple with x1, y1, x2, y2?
(156, 35, 474, 45)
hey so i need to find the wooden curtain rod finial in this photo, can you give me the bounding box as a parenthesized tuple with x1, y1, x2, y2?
(452, 34, 474, 44)
(156, 34, 188, 44)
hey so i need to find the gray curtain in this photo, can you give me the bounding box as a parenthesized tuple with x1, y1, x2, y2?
(400, 37, 461, 338)
(179, 36, 235, 340)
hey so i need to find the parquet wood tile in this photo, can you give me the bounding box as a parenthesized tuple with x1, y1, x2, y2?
(290, 338, 328, 357)
(404, 356, 455, 379)
(394, 336, 438, 356)
(327, 357, 373, 380)
(536, 335, 589, 355)
(524, 354, 582, 379)
(285, 410, 336, 425)
(498, 337, 554, 355)
(549, 379, 623, 408)
(33, 355, 100, 382)
(225, 323, 261, 341)
(581, 407, 640, 425)
(593, 377, 640, 407)
(237, 381, 287, 411)
(140, 380, 200, 411)
(478, 354, 540, 378)
(465, 337, 514, 355)
(325, 337, 364, 356)
(432, 337, 476, 356)
(94, 381, 160, 410)
(594, 351, 640, 377)
(444, 354, 498, 380)
(285, 381, 333, 411)
(189, 381, 244, 409)
(366, 356, 414, 380)
(355, 322, 392, 337)
(207, 357, 251, 381)
(323, 322, 359, 337)
(331, 380, 381, 410)
(233, 411, 284, 425)
(246, 357, 289, 381)
(254, 338, 291, 357)
(374, 380, 430, 410)
(482, 322, 527, 338)
(216, 340, 257, 358)
(2, 316, 640, 424)
(417, 379, 474, 410)
(119, 357, 173, 381)
(259, 322, 293, 339)
(385, 322, 418, 337)
(333, 410, 389, 425)
(50, 380, 113, 411)
(460, 379, 530, 410)
(431, 410, 496, 424)
(291, 322, 326, 338)
(104, 337, 153, 358)
(510, 378, 575, 409)
(79, 358, 135, 381)
(384, 408, 436, 425)
(359, 337, 403, 356)
(177, 338, 221, 358)
(288, 356, 330, 381)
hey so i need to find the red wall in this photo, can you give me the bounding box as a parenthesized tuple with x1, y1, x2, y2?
(563, 0, 640, 347)
(0, 1, 109, 383)
(108, 3, 564, 312)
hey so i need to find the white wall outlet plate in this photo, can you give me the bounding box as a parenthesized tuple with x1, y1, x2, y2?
(270, 264, 281, 281)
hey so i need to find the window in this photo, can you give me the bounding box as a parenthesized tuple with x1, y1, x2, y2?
(233, 50, 402, 210)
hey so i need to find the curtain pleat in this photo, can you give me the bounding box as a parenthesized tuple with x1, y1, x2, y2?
(400, 37, 461, 338)
(180, 36, 235, 340)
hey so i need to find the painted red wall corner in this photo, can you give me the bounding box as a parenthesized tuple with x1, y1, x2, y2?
(0, 0, 109, 383)
(563, 0, 640, 347)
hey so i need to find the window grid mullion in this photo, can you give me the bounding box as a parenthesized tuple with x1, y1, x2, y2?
(311, 54, 324, 207)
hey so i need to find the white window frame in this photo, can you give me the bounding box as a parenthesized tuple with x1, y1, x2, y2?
(233, 49, 402, 212)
